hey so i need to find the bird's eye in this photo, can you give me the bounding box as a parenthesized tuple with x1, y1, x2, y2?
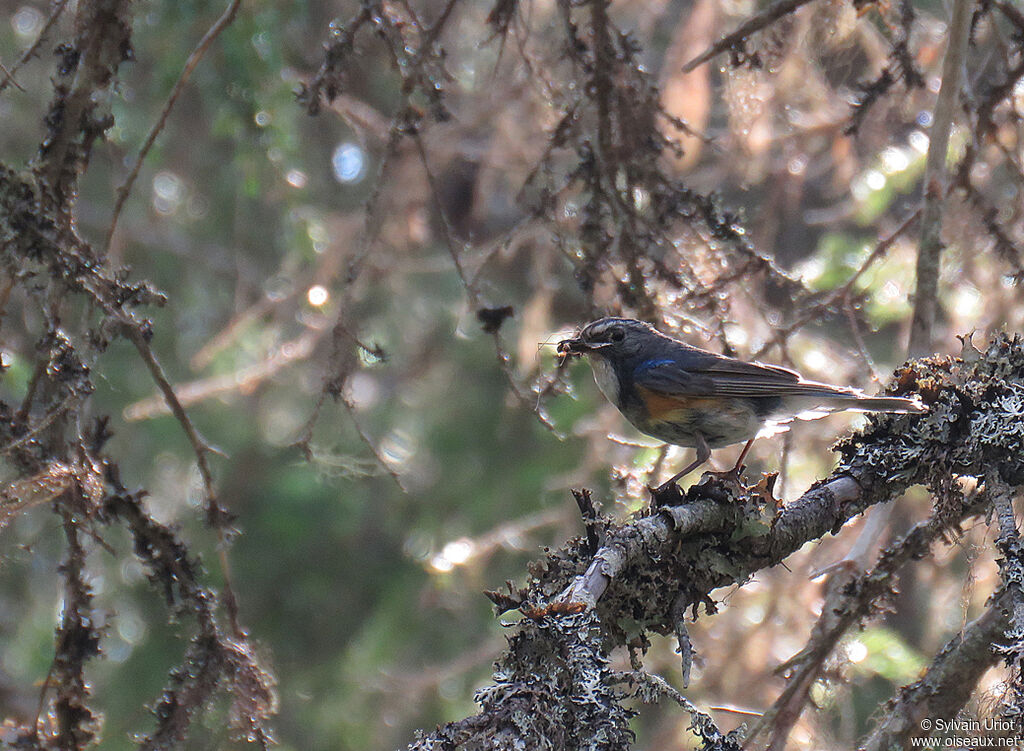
(609, 327, 624, 342)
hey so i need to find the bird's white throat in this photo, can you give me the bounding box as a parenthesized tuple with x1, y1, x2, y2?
(589, 356, 619, 406)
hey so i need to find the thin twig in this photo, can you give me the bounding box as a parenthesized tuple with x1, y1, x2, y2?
(0, 0, 70, 96)
(907, 0, 973, 356)
(126, 329, 217, 504)
(0, 274, 15, 327)
(682, 0, 818, 72)
(340, 396, 408, 492)
(843, 297, 883, 383)
(411, 132, 563, 434)
(2, 396, 79, 456)
(752, 208, 921, 361)
(125, 330, 322, 420)
(126, 325, 246, 635)
(104, 0, 243, 253)
(410, 133, 478, 303)
(0, 60, 24, 93)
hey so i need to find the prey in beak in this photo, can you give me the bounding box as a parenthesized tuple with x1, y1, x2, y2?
(556, 336, 587, 359)
(556, 334, 607, 364)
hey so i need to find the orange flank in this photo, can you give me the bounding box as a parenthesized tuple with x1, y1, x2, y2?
(635, 387, 738, 420)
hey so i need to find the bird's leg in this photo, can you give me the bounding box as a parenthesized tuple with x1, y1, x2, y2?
(653, 434, 711, 496)
(705, 437, 756, 486)
(730, 438, 755, 477)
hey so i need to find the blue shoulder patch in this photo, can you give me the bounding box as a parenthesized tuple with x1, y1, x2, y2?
(635, 358, 675, 373)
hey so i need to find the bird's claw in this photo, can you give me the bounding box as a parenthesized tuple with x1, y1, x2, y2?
(648, 481, 684, 507)
(648, 465, 750, 509)
(703, 464, 747, 488)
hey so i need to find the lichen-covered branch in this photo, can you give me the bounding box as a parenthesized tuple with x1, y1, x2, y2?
(0, 0, 275, 745)
(749, 481, 994, 748)
(408, 334, 1024, 750)
(991, 470, 1024, 726)
(860, 600, 1010, 751)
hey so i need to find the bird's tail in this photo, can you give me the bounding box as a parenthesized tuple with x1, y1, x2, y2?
(842, 394, 925, 413)
(770, 384, 926, 417)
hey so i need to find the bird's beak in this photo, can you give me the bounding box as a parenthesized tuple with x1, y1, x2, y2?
(556, 336, 589, 359)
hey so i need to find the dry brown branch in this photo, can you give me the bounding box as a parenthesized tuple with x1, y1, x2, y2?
(747, 483, 992, 748)
(125, 330, 321, 420)
(0, 462, 78, 528)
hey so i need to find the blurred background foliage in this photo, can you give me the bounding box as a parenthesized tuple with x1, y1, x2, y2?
(0, 0, 1022, 748)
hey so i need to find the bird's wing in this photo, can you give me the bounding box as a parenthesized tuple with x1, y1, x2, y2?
(634, 353, 850, 399)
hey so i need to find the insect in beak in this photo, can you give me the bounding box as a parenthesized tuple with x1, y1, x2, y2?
(556, 336, 612, 365)
(557, 336, 592, 366)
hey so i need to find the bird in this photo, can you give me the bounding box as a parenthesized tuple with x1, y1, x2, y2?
(557, 317, 924, 493)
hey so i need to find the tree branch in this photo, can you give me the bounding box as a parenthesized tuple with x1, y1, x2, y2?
(859, 598, 1010, 751)
(907, 0, 974, 356)
(408, 331, 1024, 750)
(682, 0, 818, 72)
(104, 0, 242, 253)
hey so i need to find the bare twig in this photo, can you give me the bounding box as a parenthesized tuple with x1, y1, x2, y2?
(124, 323, 247, 635)
(907, 0, 973, 356)
(125, 330, 321, 420)
(340, 396, 408, 492)
(682, 0, 818, 72)
(104, 0, 243, 253)
(0, 0, 71, 95)
(0, 60, 24, 93)
(752, 208, 921, 361)
(125, 328, 218, 511)
(411, 131, 563, 434)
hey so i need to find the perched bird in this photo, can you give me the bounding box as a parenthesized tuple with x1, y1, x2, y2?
(557, 317, 924, 492)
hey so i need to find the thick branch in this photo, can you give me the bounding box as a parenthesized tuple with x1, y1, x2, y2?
(860, 599, 1010, 751)
(561, 476, 867, 607)
(411, 333, 1024, 750)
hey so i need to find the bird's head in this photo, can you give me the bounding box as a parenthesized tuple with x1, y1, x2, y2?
(556, 317, 657, 363)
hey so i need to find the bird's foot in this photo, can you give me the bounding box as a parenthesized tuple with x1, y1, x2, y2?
(647, 466, 747, 507)
(648, 480, 685, 507)
(701, 464, 747, 488)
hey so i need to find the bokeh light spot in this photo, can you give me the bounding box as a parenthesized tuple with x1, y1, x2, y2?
(307, 284, 329, 307)
(332, 142, 366, 183)
(12, 6, 42, 37)
(152, 171, 184, 215)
